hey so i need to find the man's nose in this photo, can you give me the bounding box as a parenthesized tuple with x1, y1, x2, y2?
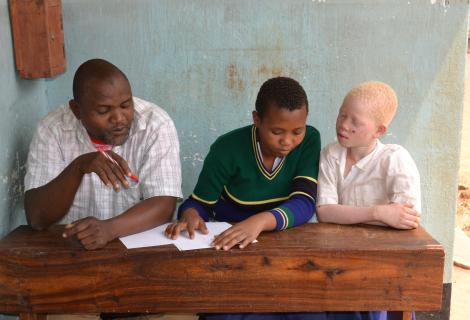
(110, 109, 125, 123)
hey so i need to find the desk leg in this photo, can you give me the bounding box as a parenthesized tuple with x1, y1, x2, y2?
(20, 313, 47, 320)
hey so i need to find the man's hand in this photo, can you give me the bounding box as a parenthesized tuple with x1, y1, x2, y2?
(77, 151, 133, 191)
(212, 212, 273, 251)
(62, 217, 115, 250)
(165, 208, 208, 240)
(374, 203, 421, 229)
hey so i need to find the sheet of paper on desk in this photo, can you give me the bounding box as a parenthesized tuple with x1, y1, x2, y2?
(119, 222, 233, 250)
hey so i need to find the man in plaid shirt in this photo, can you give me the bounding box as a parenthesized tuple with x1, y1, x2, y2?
(24, 58, 182, 250)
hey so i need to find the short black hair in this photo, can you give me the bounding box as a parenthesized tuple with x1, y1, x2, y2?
(255, 77, 308, 119)
(72, 58, 129, 102)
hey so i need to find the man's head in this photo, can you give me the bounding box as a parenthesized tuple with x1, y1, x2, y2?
(336, 81, 397, 149)
(252, 77, 309, 158)
(69, 59, 134, 146)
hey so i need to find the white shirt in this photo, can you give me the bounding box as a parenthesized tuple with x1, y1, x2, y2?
(25, 97, 182, 224)
(317, 141, 421, 213)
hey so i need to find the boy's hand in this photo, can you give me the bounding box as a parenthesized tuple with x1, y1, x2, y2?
(212, 212, 274, 250)
(374, 203, 421, 229)
(62, 217, 115, 250)
(165, 208, 208, 240)
(77, 151, 132, 191)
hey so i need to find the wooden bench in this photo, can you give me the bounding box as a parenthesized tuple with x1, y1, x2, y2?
(0, 223, 444, 320)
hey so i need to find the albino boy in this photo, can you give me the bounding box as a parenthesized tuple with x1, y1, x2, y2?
(317, 81, 421, 230)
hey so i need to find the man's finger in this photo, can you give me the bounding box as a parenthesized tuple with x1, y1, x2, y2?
(76, 226, 97, 240)
(63, 219, 91, 238)
(108, 159, 129, 188)
(110, 152, 132, 177)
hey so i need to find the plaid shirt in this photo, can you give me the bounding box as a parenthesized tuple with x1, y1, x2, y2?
(25, 97, 182, 224)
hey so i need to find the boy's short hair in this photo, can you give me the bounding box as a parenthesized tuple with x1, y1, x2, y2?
(255, 77, 308, 118)
(345, 81, 398, 126)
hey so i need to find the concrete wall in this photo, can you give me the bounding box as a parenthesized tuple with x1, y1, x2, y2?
(0, 1, 50, 237)
(0, 1, 468, 318)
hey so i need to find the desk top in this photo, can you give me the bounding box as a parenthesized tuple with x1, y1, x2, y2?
(0, 224, 444, 314)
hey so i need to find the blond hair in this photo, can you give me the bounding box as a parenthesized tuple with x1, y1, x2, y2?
(344, 81, 398, 126)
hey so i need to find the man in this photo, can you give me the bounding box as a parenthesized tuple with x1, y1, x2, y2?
(24, 58, 182, 250)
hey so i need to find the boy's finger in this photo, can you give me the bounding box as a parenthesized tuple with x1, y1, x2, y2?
(199, 220, 209, 234)
(223, 234, 246, 251)
(164, 224, 174, 237)
(187, 223, 195, 239)
(239, 237, 253, 249)
(171, 223, 186, 239)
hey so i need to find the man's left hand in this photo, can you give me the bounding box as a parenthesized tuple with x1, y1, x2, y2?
(62, 217, 114, 250)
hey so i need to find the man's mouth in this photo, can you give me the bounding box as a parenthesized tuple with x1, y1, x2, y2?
(112, 126, 129, 135)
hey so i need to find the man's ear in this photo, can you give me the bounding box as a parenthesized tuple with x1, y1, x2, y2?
(69, 100, 81, 120)
(376, 124, 387, 138)
(252, 111, 261, 127)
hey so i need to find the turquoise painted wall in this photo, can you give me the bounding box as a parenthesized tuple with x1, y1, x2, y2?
(0, 2, 468, 317)
(0, 0, 50, 238)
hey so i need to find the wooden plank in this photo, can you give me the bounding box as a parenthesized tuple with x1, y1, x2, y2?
(0, 224, 444, 314)
(9, 0, 66, 79)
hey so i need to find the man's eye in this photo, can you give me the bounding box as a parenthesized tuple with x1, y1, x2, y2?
(97, 109, 108, 115)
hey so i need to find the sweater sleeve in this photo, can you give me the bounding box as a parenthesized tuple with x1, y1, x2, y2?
(269, 127, 320, 230)
(269, 177, 317, 230)
(177, 196, 213, 222)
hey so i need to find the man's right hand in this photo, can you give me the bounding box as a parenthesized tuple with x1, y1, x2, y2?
(165, 208, 208, 239)
(77, 151, 133, 191)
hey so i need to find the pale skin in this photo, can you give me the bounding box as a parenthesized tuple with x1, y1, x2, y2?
(165, 104, 308, 250)
(25, 64, 176, 249)
(316, 95, 421, 229)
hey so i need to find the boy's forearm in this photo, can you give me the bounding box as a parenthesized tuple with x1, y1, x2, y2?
(25, 159, 84, 230)
(316, 204, 377, 224)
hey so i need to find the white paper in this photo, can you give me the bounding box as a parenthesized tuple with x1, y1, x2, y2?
(119, 222, 233, 251)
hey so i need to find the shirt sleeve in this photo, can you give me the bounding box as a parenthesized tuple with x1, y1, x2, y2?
(24, 122, 66, 191)
(268, 127, 321, 230)
(385, 147, 422, 213)
(139, 118, 182, 199)
(317, 145, 340, 206)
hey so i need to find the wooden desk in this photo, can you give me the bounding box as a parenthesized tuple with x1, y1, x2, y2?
(0, 224, 444, 320)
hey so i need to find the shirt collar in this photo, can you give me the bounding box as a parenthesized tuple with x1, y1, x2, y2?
(353, 140, 384, 171)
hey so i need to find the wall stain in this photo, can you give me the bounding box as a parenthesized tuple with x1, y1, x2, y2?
(226, 64, 245, 92)
(257, 64, 283, 78)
